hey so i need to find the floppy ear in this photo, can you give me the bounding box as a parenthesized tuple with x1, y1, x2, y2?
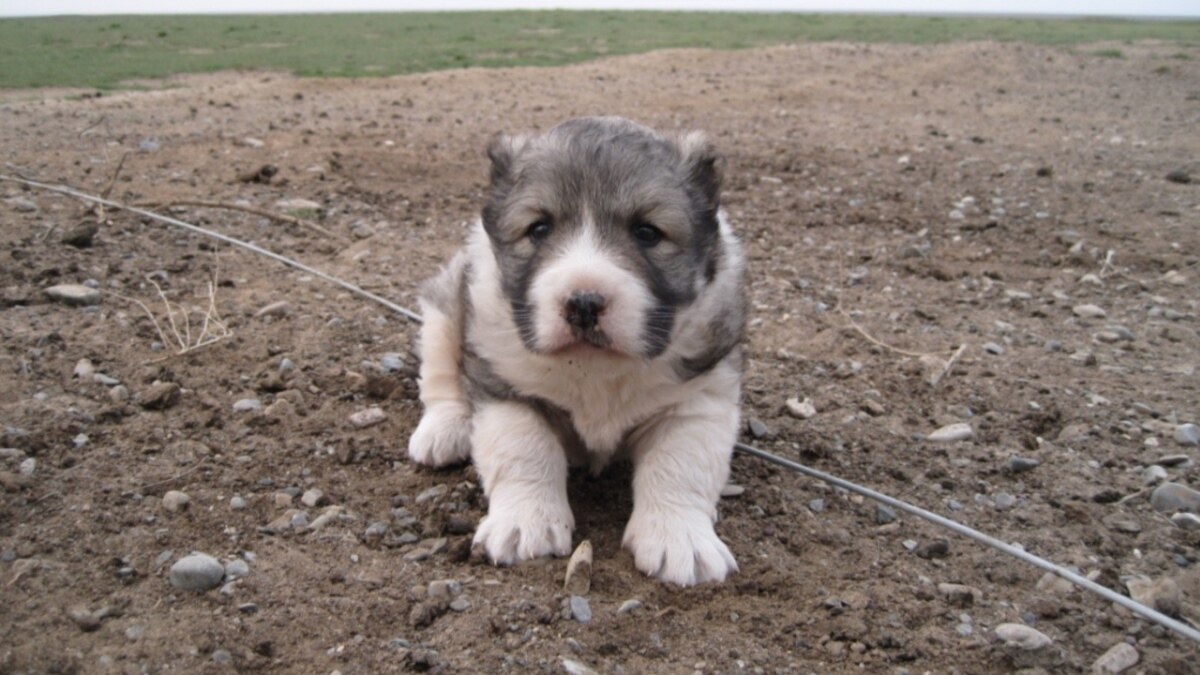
(486, 133, 528, 188)
(677, 130, 723, 210)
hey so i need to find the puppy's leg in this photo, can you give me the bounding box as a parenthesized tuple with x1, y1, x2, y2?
(472, 400, 574, 564)
(408, 255, 472, 467)
(622, 392, 739, 586)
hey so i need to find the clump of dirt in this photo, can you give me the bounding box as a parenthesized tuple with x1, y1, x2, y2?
(1, 41, 1198, 673)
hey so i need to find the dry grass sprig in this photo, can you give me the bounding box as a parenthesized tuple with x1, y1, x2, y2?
(111, 256, 231, 359)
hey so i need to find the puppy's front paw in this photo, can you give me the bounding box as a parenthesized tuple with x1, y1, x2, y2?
(473, 493, 574, 565)
(623, 509, 737, 586)
(407, 404, 472, 467)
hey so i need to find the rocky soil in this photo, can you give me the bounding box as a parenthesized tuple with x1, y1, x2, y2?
(2, 41, 1199, 673)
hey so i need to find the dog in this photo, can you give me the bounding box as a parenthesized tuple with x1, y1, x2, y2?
(406, 117, 746, 586)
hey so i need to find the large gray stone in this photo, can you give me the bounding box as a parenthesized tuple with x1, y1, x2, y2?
(168, 553, 225, 591)
(1150, 482, 1200, 514)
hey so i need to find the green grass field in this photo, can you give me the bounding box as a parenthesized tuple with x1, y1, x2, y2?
(1, 11, 1197, 90)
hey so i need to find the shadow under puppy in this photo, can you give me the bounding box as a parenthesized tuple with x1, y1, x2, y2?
(408, 116, 746, 586)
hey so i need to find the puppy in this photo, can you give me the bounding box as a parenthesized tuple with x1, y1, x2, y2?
(407, 117, 746, 585)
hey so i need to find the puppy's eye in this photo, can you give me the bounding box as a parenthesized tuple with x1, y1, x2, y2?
(632, 221, 663, 247)
(527, 220, 552, 242)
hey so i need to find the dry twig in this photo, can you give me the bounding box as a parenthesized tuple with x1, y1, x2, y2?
(134, 458, 209, 496)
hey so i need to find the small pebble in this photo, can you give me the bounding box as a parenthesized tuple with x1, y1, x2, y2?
(1169, 513, 1200, 530)
(569, 595, 592, 623)
(916, 539, 950, 559)
(1072, 304, 1107, 319)
(1091, 642, 1138, 674)
(875, 504, 897, 525)
(927, 423, 973, 442)
(561, 658, 599, 675)
(212, 649, 232, 664)
(786, 397, 817, 419)
(982, 342, 1005, 355)
(68, 607, 101, 632)
(169, 553, 225, 591)
(994, 493, 1017, 510)
(44, 284, 101, 306)
(617, 599, 642, 614)
(238, 603, 259, 614)
(1142, 465, 1168, 485)
(1009, 457, 1040, 473)
(349, 406, 387, 428)
(232, 398, 262, 413)
(449, 596, 472, 612)
(230, 496, 247, 511)
(808, 499, 826, 513)
(380, 353, 407, 372)
(162, 490, 190, 513)
(290, 511, 310, 529)
(224, 559, 250, 579)
(1176, 423, 1200, 447)
(746, 418, 769, 439)
(139, 381, 180, 410)
(994, 623, 1052, 650)
(300, 489, 325, 508)
(720, 484, 745, 498)
(364, 521, 389, 542)
(18, 457, 36, 476)
(427, 579, 461, 598)
(415, 484, 447, 504)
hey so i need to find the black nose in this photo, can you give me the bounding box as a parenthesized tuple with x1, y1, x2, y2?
(565, 291, 606, 332)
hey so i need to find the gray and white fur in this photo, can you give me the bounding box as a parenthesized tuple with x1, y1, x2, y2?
(408, 117, 747, 585)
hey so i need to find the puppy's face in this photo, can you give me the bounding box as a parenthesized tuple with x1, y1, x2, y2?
(481, 117, 723, 360)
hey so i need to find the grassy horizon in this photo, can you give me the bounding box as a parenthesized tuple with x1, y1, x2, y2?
(0, 10, 1197, 90)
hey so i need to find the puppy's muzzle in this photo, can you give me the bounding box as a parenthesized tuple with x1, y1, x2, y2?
(564, 291, 611, 347)
(565, 291, 605, 331)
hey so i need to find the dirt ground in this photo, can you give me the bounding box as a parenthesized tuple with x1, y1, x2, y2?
(2, 40, 1199, 674)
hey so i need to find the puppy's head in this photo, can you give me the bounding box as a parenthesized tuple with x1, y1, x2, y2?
(481, 117, 724, 360)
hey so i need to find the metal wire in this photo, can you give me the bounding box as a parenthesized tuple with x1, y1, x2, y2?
(5, 173, 1198, 645)
(736, 443, 1200, 644)
(0, 175, 423, 324)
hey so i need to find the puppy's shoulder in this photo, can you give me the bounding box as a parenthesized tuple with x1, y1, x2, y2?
(419, 248, 470, 318)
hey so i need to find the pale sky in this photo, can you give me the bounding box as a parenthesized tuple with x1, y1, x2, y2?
(3, 1, 1198, 18)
